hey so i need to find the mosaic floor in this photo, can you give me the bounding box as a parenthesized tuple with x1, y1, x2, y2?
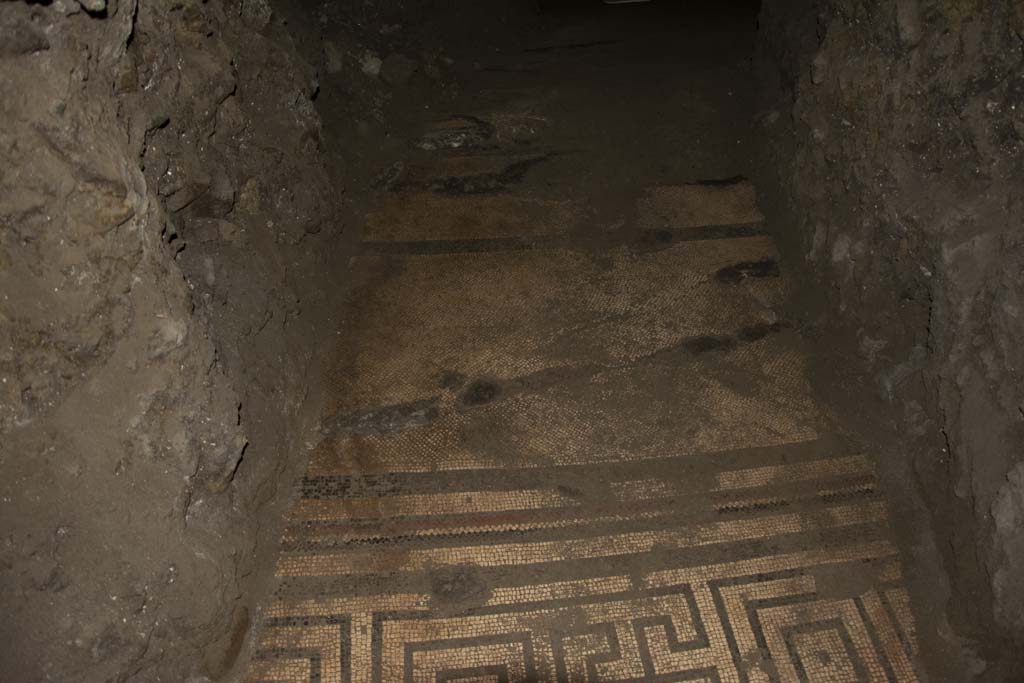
(244, 18, 922, 682)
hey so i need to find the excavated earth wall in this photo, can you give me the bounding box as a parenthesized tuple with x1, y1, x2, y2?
(756, 0, 1024, 676)
(1, 0, 337, 679)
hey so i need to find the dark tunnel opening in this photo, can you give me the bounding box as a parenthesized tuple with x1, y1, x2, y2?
(2, 0, 1023, 681)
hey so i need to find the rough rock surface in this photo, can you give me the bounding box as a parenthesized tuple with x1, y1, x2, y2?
(0, 0, 537, 678)
(755, 0, 1024, 676)
(0, 0, 337, 680)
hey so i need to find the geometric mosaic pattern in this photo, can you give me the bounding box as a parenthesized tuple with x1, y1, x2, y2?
(248, 434, 920, 682)
(251, 544, 917, 683)
(244, 44, 923, 680)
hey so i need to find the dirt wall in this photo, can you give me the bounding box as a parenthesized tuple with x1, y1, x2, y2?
(0, 0, 538, 678)
(0, 0, 338, 680)
(755, 0, 1024, 677)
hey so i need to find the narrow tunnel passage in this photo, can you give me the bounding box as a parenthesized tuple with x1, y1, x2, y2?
(3, 0, 1023, 681)
(247, 3, 921, 681)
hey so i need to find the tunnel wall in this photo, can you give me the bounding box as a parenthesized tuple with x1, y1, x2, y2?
(0, 0, 337, 680)
(755, 0, 1024, 671)
(1, 0, 534, 678)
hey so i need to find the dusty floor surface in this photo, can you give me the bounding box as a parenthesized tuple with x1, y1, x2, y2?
(242, 4, 928, 681)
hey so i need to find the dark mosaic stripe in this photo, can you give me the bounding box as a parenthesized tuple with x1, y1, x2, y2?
(299, 436, 853, 499)
(854, 596, 900, 682)
(273, 526, 896, 601)
(283, 485, 882, 552)
(361, 222, 770, 256)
